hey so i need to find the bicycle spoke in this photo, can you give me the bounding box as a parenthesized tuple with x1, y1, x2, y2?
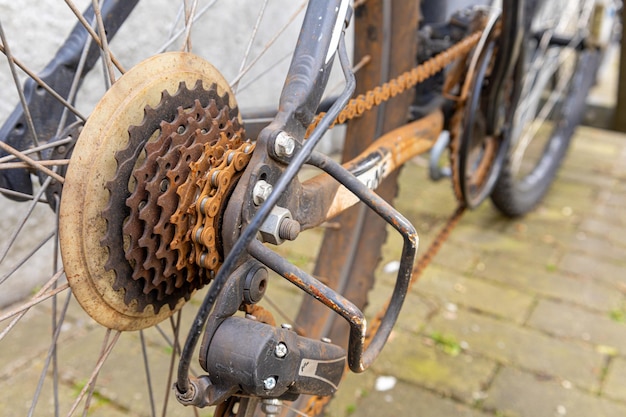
(232, 0, 269, 93)
(0, 231, 55, 286)
(0, 188, 47, 202)
(0, 41, 86, 121)
(0, 270, 66, 337)
(161, 312, 181, 417)
(157, 0, 219, 53)
(0, 176, 54, 264)
(63, 0, 126, 74)
(237, 50, 292, 94)
(140, 330, 157, 417)
(0, 141, 65, 184)
(26, 291, 72, 417)
(181, 0, 199, 52)
(0, 137, 74, 164)
(263, 295, 305, 335)
(229, 1, 307, 87)
(66, 329, 121, 417)
(91, 0, 116, 85)
(0, 21, 41, 149)
(57, 16, 95, 137)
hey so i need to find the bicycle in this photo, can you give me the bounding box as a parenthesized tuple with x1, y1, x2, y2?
(0, 0, 618, 416)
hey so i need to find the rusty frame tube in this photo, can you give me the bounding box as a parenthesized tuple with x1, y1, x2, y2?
(299, 109, 443, 230)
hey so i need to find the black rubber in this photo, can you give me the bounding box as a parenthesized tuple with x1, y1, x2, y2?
(490, 1, 603, 217)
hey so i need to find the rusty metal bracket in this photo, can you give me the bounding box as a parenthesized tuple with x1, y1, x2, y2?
(249, 148, 418, 373)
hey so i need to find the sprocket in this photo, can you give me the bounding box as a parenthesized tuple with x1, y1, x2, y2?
(59, 52, 244, 331)
(101, 80, 244, 312)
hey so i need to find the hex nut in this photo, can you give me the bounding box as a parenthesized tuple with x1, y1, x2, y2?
(252, 180, 273, 206)
(274, 131, 296, 157)
(259, 206, 299, 245)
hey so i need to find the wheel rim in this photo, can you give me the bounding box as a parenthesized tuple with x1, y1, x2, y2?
(508, 0, 597, 185)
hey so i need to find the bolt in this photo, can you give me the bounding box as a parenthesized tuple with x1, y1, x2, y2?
(263, 376, 277, 390)
(274, 342, 288, 358)
(278, 217, 300, 241)
(321, 337, 332, 344)
(253, 180, 273, 205)
(274, 131, 295, 157)
(280, 323, 293, 331)
(261, 398, 282, 417)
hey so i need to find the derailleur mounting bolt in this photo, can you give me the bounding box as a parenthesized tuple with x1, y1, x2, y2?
(274, 131, 296, 157)
(274, 342, 288, 358)
(263, 376, 277, 390)
(253, 180, 273, 205)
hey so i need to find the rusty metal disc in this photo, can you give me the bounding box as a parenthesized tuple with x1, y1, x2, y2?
(59, 52, 239, 331)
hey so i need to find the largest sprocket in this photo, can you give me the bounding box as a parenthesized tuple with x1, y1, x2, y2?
(59, 52, 245, 331)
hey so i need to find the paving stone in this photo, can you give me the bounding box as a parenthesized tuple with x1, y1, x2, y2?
(541, 180, 599, 215)
(567, 233, 626, 264)
(325, 369, 376, 417)
(559, 251, 626, 290)
(415, 265, 535, 323)
(431, 241, 481, 274)
(603, 357, 626, 402)
(485, 367, 626, 417)
(372, 330, 498, 403)
(426, 309, 606, 391)
(350, 380, 490, 417)
(0, 302, 92, 381)
(452, 225, 561, 269)
(593, 203, 626, 227)
(56, 327, 211, 417)
(579, 217, 626, 248)
(527, 299, 626, 353)
(474, 255, 623, 313)
(0, 363, 134, 417)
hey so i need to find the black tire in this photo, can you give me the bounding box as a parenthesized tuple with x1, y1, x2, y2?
(491, 0, 608, 217)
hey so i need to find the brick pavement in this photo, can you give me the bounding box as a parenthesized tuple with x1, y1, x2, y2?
(1, 125, 625, 417)
(327, 126, 626, 417)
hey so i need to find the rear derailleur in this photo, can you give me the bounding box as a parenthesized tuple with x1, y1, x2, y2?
(175, 259, 346, 410)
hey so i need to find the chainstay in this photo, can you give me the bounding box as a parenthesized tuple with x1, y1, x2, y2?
(303, 205, 467, 416)
(305, 31, 483, 137)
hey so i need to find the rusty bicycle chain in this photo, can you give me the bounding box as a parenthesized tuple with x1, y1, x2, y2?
(305, 30, 483, 137)
(178, 32, 482, 285)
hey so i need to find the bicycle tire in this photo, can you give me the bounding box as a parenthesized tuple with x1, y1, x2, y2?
(490, 0, 610, 217)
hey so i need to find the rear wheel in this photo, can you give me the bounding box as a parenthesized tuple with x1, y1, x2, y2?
(491, 0, 615, 217)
